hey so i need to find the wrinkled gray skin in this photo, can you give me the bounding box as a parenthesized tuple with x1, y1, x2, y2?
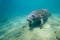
(27, 9, 51, 30)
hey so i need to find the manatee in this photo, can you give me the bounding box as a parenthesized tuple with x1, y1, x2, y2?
(27, 9, 51, 30)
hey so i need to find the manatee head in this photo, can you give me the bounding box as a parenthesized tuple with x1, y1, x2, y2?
(27, 11, 37, 25)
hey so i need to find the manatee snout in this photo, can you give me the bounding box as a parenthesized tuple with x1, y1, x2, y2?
(27, 14, 36, 27)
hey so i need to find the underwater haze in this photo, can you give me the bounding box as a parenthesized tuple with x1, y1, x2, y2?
(0, 0, 60, 40)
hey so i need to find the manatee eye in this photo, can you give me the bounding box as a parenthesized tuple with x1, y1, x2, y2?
(32, 15, 35, 17)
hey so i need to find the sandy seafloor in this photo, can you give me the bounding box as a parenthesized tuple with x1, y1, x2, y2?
(0, 13, 60, 40)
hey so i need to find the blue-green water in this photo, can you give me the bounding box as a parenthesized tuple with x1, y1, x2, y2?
(0, 0, 60, 40)
(0, 0, 60, 20)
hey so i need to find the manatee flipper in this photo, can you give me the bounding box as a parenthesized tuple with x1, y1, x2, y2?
(39, 18, 44, 29)
(41, 18, 44, 25)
